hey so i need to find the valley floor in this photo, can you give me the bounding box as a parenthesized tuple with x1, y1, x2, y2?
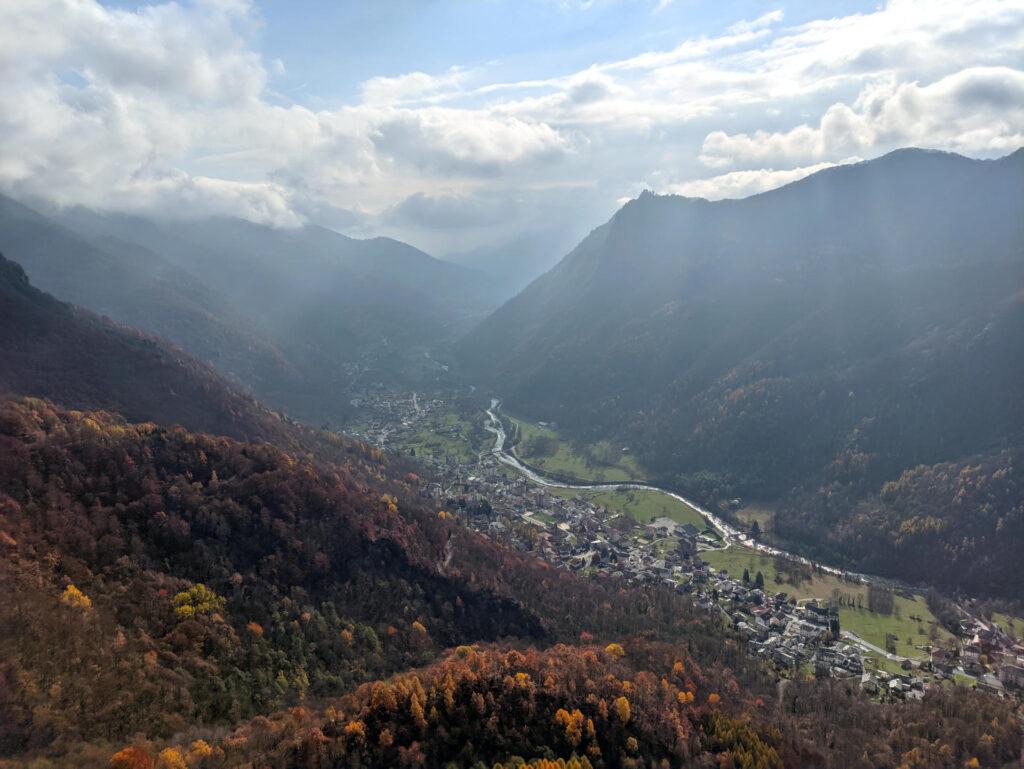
(341, 388, 1023, 703)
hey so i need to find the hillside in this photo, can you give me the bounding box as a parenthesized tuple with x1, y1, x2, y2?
(2, 398, 1020, 769)
(458, 148, 1024, 597)
(0, 198, 501, 426)
(0, 254, 286, 442)
(0, 397, 742, 765)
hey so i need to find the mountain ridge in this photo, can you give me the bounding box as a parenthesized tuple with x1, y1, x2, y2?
(458, 147, 1024, 597)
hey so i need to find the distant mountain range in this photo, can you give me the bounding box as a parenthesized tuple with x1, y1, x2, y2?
(459, 148, 1024, 596)
(0, 196, 501, 426)
(0, 253, 287, 442)
(443, 227, 584, 301)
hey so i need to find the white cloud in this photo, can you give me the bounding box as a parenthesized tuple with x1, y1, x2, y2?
(727, 9, 784, 36)
(371, 108, 569, 176)
(360, 68, 469, 106)
(667, 160, 855, 200)
(698, 67, 1024, 167)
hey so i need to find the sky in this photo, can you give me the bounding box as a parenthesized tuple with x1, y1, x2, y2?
(2, 0, 1023, 259)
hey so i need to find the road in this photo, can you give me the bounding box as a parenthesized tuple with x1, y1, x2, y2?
(840, 631, 909, 663)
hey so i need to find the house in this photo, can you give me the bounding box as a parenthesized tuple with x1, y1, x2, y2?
(680, 523, 701, 539)
(860, 673, 879, 694)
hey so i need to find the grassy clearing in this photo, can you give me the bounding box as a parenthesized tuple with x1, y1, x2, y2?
(863, 654, 907, 676)
(839, 597, 950, 660)
(528, 510, 556, 525)
(508, 414, 643, 482)
(546, 487, 706, 529)
(588, 488, 705, 528)
(701, 547, 781, 586)
(701, 545, 953, 660)
(391, 408, 483, 464)
(952, 672, 977, 687)
(734, 505, 774, 531)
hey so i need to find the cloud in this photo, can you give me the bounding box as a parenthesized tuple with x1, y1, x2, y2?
(0, 0, 266, 104)
(698, 66, 1024, 167)
(371, 109, 569, 176)
(667, 160, 854, 200)
(727, 9, 784, 36)
(360, 68, 468, 106)
(384, 191, 509, 230)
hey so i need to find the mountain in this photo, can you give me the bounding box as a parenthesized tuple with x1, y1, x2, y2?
(443, 228, 582, 301)
(0, 253, 286, 442)
(0, 199, 1019, 769)
(0, 197, 501, 426)
(0, 396, 733, 765)
(459, 148, 1024, 596)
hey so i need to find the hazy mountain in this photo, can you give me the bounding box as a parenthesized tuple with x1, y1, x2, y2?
(443, 228, 582, 300)
(0, 253, 286, 441)
(0, 198, 501, 425)
(459, 148, 1024, 595)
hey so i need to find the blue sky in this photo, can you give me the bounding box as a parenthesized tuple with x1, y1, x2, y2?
(2, 0, 1023, 259)
(255, 1, 871, 105)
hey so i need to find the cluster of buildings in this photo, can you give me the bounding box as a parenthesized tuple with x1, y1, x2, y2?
(417, 452, 876, 683)
(951, 617, 1024, 697)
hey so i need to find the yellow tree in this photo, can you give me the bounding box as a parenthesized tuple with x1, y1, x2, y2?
(614, 696, 631, 724)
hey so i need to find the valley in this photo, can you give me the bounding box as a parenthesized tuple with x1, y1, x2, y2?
(4, 3, 1024, 766)
(340, 388, 1023, 702)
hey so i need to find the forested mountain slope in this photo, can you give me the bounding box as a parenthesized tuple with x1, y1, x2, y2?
(0, 397, 743, 765)
(459, 148, 1024, 596)
(0, 197, 500, 426)
(0, 254, 285, 442)
(0, 215, 1020, 769)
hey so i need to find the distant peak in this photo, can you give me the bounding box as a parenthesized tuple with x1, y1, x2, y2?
(0, 253, 30, 288)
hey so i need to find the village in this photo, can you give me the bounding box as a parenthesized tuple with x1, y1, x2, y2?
(345, 389, 1024, 708)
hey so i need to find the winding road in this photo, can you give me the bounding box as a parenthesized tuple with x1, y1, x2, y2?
(484, 398, 869, 582)
(482, 398, 989, 677)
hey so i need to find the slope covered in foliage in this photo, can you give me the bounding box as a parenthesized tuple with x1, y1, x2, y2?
(0, 397, 750, 765)
(0, 254, 285, 443)
(1, 399, 1021, 769)
(97, 641, 1023, 769)
(0, 196, 500, 426)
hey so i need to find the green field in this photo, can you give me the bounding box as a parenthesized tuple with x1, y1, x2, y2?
(701, 546, 953, 660)
(568, 488, 706, 528)
(508, 415, 643, 482)
(393, 409, 484, 463)
(839, 598, 950, 660)
(863, 654, 907, 676)
(529, 510, 556, 525)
